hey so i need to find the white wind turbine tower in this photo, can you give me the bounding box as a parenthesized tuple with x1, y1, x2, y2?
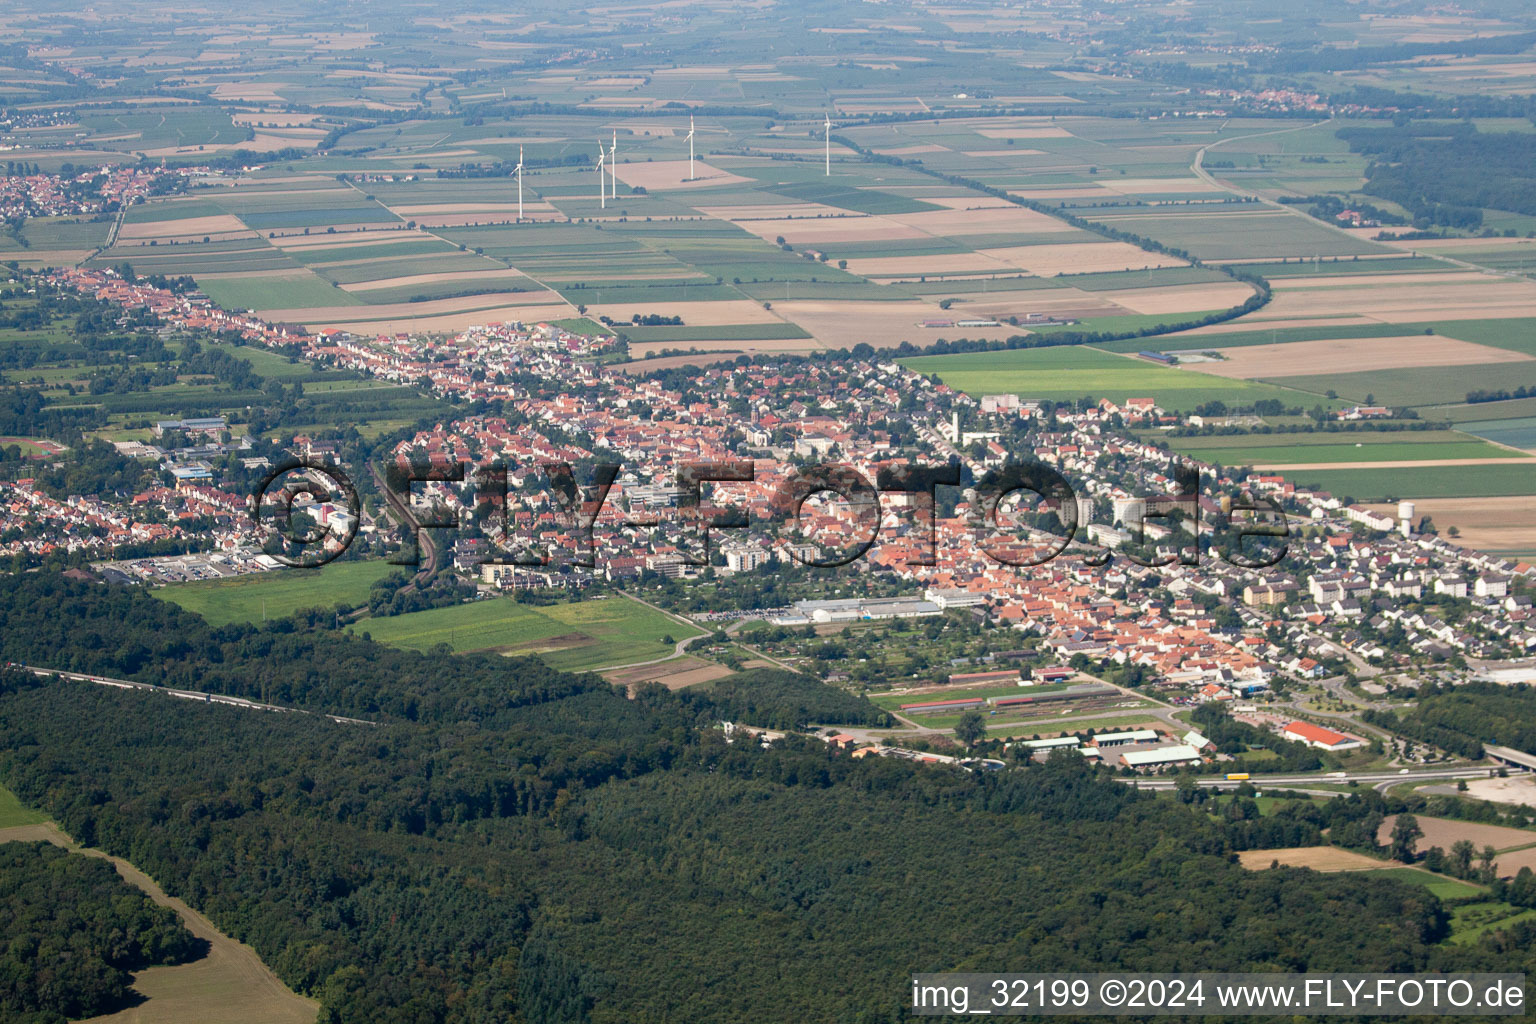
(595, 141, 606, 209)
(686, 114, 696, 181)
(513, 145, 524, 222)
(609, 129, 618, 201)
(825, 113, 835, 175)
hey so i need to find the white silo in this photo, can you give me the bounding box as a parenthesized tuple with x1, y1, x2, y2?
(1398, 500, 1415, 537)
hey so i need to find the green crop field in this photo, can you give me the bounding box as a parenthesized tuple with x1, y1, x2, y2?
(349, 595, 702, 671)
(1281, 464, 1536, 500)
(1263, 362, 1536, 408)
(1086, 210, 1386, 260)
(198, 273, 360, 310)
(158, 561, 399, 627)
(901, 345, 1327, 412)
(1368, 868, 1485, 901)
(1168, 434, 1508, 466)
(0, 783, 47, 829)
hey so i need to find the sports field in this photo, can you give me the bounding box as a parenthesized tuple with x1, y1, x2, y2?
(348, 594, 703, 671)
(158, 561, 398, 627)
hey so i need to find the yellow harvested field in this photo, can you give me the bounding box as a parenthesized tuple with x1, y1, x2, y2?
(230, 112, 323, 126)
(1094, 281, 1254, 315)
(587, 299, 785, 326)
(271, 229, 441, 251)
(1199, 334, 1533, 379)
(1365, 497, 1536, 553)
(692, 202, 849, 220)
(1, 822, 318, 1024)
(975, 126, 1072, 138)
(118, 214, 249, 240)
(630, 336, 827, 359)
(1170, 315, 1374, 337)
(773, 299, 1019, 349)
(618, 352, 754, 372)
(1378, 815, 1536, 857)
(1270, 271, 1502, 290)
(950, 292, 1121, 321)
(919, 196, 1016, 210)
(385, 203, 525, 216)
(11, 249, 97, 266)
(843, 251, 1020, 277)
(883, 205, 1077, 236)
(1011, 187, 1109, 200)
(339, 268, 533, 292)
(1261, 280, 1536, 322)
(871, 143, 951, 155)
(978, 241, 1186, 275)
(1237, 847, 1393, 871)
(299, 303, 576, 336)
(261, 292, 568, 322)
(210, 82, 289, 102)
(611, 160, 754, 190)
(1107, 178, 1224, 194)
(733, 215, 927, 246)
(402, 210, 563, 227)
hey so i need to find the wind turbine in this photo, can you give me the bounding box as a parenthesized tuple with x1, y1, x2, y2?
(824, 112, 833, 176)
(513, 145, 524, 222)
(595, 141, 606, 209)
(686, 114, 695, 181)
(609, 129, 618, 201)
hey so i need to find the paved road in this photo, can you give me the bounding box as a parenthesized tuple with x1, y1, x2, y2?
(19, 664, 375, 725)
(1124, 766, 1496, 791)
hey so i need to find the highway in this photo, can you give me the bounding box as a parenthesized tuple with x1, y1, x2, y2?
(17, 664, 376, 726)
(1123, 766, 1498, 791)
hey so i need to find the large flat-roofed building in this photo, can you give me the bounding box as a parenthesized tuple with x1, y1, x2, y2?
(1282, 720, 1365, 751)
(1094, 729, 1160, 748)
(154, 416, 227, 438)
(1121, 744, 1202, 769)
(1018, 736, 1081, 751)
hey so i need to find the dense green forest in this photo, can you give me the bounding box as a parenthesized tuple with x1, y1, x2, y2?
(683, 666, 892, 729)
(1363, 682, 1536, 758)
(1, 576, 1534, 1022)
(0, 841, 204, 1023)
(1337, 124, 1536, 228)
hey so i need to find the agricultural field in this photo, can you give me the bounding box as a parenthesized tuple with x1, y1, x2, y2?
(869, 681, 1076, 713)
(0, 783, 46, 829)
(158, 562, 399, 627)
(1236, 846, 1390, 871)
(1167, 431, 1516, 469)
(348, 594, 703, 671)
(901, 345, 1328, 412)
(1369, 867, 1487, 902)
